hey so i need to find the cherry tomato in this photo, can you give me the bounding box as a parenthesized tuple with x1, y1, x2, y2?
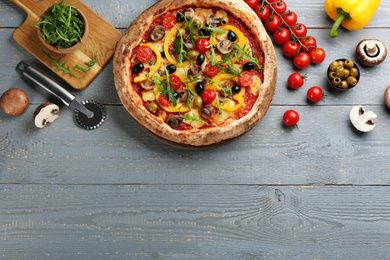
(272, 1, 287, 15)
(265, 14, 282, 32)
(255, 5, 270, 21)
(201, 89, 217, 104)
(283, 41, 299, 57)
(163, 13, 176, 30)
(136, 45, 153, 63)
(307, 86, 323, 102)
(291, 23, 307, 38)
(205, 63, 220, 77)
(168, 74, 182, 91)
(301, 36, 317, 52)
(244, 0, 258, 9)
(282, 11, 297, 27)
(309, 47, 326, 64)
(293, 52, 311, 69)
(195, 38, 210, 54)
(287, 73, 306, 89)
(283, 110, 299, 127)
(159, 95, 172, 107)
(273, 27, 291, 45)
(239, 71, 253, 87)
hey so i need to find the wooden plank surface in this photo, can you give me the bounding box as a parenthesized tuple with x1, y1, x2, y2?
(1, 0, 390, 258)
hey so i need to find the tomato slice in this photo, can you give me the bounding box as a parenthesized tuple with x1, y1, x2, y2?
(163, 13, 176, 30)
(205, 63, 220, 77)
(168, 74, 182, 91)
(159, 95, 172, 107)
(239, 71, 253, 87)
(136, 45, 153, 63)
(201, 89, 217, 104)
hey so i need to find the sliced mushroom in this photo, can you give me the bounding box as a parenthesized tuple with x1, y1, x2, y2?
(206, 14, 221, 28)
(178, 90, 188, 102)
(356, 39, 387, 66)
(188, 63, 202, 77)
(349, 105, 377, 132)
(217, 40, 234, 54)
(33, 103, 59, 128)
(141, 80, 155, 90)
(385, 86, 390, 109)
(184, 8, 195, 19)
(167, 115, 183, 129)
(199, 104, 214, 120)
(150, 25, 166, 41)
(0, 88, 29, 116)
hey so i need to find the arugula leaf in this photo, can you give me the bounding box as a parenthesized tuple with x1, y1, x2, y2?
(75, 48, 99, 72)
(179, 113, 206, 124)
(233, 43, 263, 72)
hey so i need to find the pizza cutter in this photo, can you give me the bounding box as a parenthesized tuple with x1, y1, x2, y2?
(16, 61, 106, 130)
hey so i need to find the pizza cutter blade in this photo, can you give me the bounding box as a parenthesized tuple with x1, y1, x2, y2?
(16, 61, 106, 130)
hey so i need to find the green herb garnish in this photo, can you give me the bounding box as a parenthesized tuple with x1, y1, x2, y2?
(179, 113, 206, 124)
(75, 48, 99, 72)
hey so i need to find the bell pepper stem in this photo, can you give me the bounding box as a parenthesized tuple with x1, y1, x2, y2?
(329, 8, 352, 38)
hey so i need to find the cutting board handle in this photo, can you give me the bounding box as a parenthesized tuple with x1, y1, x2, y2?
(9, 0, 45, 18)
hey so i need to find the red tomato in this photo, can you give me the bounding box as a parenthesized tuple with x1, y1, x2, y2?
(309, 47, 326, 64)
(239, 71, 253, 87)
(272, 1, 287, 15)
(287, 73, 306, 89)
(273, 27, 291, 45)
(195, 38, 210, 54)
(307, 86, 323, 102)
(283, 41, 299, 57)
(291, 23, 307, 38)
(159, 95, 172, 107)
(244, 0, 258, 9)
(293, 52, 311, 69)
(136, 45, 153, 63)
(265, 14, 282, 32)
(301, 36, 317, 52)
(205, 63, 220, 77)
(162, 13, 176, 30)
(283, 110, 299, 127)
(282, 11, 297, 27)
(201, 89, 217, 104)
(255, 5, 270, 21)
(168, 74, 182, 91)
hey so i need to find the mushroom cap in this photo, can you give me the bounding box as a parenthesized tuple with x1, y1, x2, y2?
(349, 105, 377, 132)
(384, 86, 390, 109)
(356, 39, 387, 67)
(0, 88, 29, 116)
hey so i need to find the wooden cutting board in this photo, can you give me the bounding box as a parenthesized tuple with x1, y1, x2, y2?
(10, 0, 122, 90)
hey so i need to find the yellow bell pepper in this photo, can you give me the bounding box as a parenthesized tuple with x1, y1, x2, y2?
(134, 44, 162, 83)
(217, 87, 245, 112)
(211, 25, 247, 50)
(163, 27, 190, 68)
(325, 0, 381, 38)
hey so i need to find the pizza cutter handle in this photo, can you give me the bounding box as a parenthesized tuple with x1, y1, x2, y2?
(16, 61, 94, 118)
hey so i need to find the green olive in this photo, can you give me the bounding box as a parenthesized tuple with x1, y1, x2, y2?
(342, 69, 350, 79)
(340, 81, 349, 89)
(328, 71, 337, 79)
(192, 19, 202, 28)
(344, 59, 354, 69)
(347, 76, 358, 86)
(332, 77, 342, 86)
(329, 61, 339, 72)
(188, 50, 199, 59)
(337, 60, 345, 68)
(350, 67, 359, 78)
(193, 96, 203, 108)
(146, 103, 158, 114)
(221, 16, 229, 25)
(335, 67, 345, 78)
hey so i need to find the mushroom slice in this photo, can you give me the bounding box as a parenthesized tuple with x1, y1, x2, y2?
(141, 79, 155, 90)
(385, 86, 390, 109)
(356, 39, 387, 66)
(199, 104, 214, 120)
(206, 14, 221, 28)
(217, 40, 234, 54)
(349, 105, 377, 132)
(150, 25, 166, 41)
(167, 116, 183, 129)
(184, 8, 195, 19)
(188, 64, 202, 77)
(33, 103, 60, 128)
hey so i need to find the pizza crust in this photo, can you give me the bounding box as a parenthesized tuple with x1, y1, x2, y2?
(113, 0, 277, 147)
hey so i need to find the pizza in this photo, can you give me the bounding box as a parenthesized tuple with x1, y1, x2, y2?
(113, 0, 277, 148)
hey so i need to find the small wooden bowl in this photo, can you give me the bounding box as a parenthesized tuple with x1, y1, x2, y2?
(37, 7, 89, 54)
(327, 59, 360, 91)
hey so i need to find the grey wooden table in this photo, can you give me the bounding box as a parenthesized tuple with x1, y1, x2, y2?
(1, 0, 390, 258)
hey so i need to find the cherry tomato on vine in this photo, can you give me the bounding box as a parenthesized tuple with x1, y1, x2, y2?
(307, 86, 323, 102)
(136, 45, 153, 63)
(293, 52, 311, 69)
(283, 110, 300, 127)
(244, 0, 258, 9)
(265, 14, 282, 32)
(239, 71, 254, 87)
(201, 89, 217, 104)
(291, 23, 307, 38)
(168, 74, 182, 91)
(283, 41, 300, 57)
(204, 63, 220, 77)
(309, 47, 326, 64)
(287, 73, 306, 89)
(255, 5, 270, 21)
(195, 38, 210, 54)
(162, 13, 176, 30)
(273, 27, 291, 45)
(301, 36, 317, 52)
(272, 1, 287, 15)
(282, 11, 297, 27)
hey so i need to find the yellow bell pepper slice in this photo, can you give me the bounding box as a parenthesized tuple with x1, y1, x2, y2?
(163, 28, 190, 68)
(211, 25, 247, 49)
(207, 73, 238, 91)
(217, 86, 245, 112)
(134, 44, 162, 83)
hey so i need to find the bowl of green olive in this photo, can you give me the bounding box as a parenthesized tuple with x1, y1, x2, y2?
(327, 59, 360, 90)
